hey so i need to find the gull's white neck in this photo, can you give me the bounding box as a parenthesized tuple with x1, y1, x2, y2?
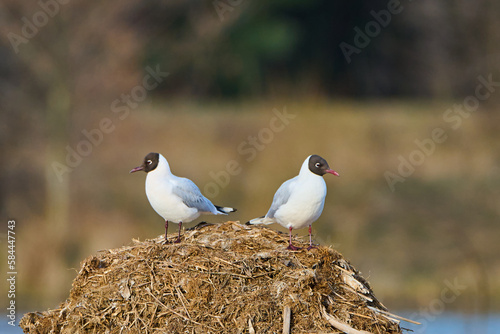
(150, 154, 173, 178)
(298, 155, 314, 176)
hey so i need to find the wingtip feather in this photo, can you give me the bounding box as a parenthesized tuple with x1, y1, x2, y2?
(247, 216, 275, 225)
(215, 206, 237, 214)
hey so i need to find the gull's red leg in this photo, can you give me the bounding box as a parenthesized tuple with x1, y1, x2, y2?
(287, 226, 301, 251)
(307, 225, 317, 251)
(174, 221, 182, 243)
(163, 220, 169, 244)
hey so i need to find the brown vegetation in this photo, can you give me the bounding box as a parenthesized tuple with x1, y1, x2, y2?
(20, 221, 410, 333)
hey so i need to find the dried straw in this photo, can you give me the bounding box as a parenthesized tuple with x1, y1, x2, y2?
(20, 221, 404, 333)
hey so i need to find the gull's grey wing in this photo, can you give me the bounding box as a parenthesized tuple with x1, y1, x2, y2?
(265, 176, 297, 218)
(171, 177, 216, 213)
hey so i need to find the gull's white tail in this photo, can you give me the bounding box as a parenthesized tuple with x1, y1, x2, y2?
(215, 206, 237, 214)
(246, 216, 275, 225)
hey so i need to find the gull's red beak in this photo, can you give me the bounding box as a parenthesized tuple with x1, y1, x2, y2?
(130, 166, 144, 173)
(325, 169, 340, 177)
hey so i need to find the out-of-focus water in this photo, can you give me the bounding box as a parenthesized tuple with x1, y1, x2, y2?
(397, 312, 499, 334)
(0, 321, 22, 334)
(2, 313, 499, 333)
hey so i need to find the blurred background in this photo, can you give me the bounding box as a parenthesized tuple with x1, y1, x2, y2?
(1, 0, 500, 332)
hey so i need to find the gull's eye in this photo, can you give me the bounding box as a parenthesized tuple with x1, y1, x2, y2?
(315, 162, 321, 168)
(147, 160, 152, 165)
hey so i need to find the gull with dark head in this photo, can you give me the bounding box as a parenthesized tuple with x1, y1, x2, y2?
(130, 152, 236, 243)
(247, 155, 339, 250)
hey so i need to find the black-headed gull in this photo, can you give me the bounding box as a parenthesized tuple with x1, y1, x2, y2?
(247, 155, 339, 250)
(130, 152, 236, 243)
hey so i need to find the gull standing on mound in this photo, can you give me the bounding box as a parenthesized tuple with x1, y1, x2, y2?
(247, 155, 339, 250)
(130, 152, 236, 243)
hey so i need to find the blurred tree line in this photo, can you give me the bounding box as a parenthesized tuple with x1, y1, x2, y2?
(3, 1, 500, 103)
(127, 0, 500, 98)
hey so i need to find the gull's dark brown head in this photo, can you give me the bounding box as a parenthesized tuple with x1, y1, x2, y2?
(130, 152, 160, 173)
(308, 155, 339, 177)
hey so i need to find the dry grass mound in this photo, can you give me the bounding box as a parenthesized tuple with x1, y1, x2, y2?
(21, 221, 407, 333)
